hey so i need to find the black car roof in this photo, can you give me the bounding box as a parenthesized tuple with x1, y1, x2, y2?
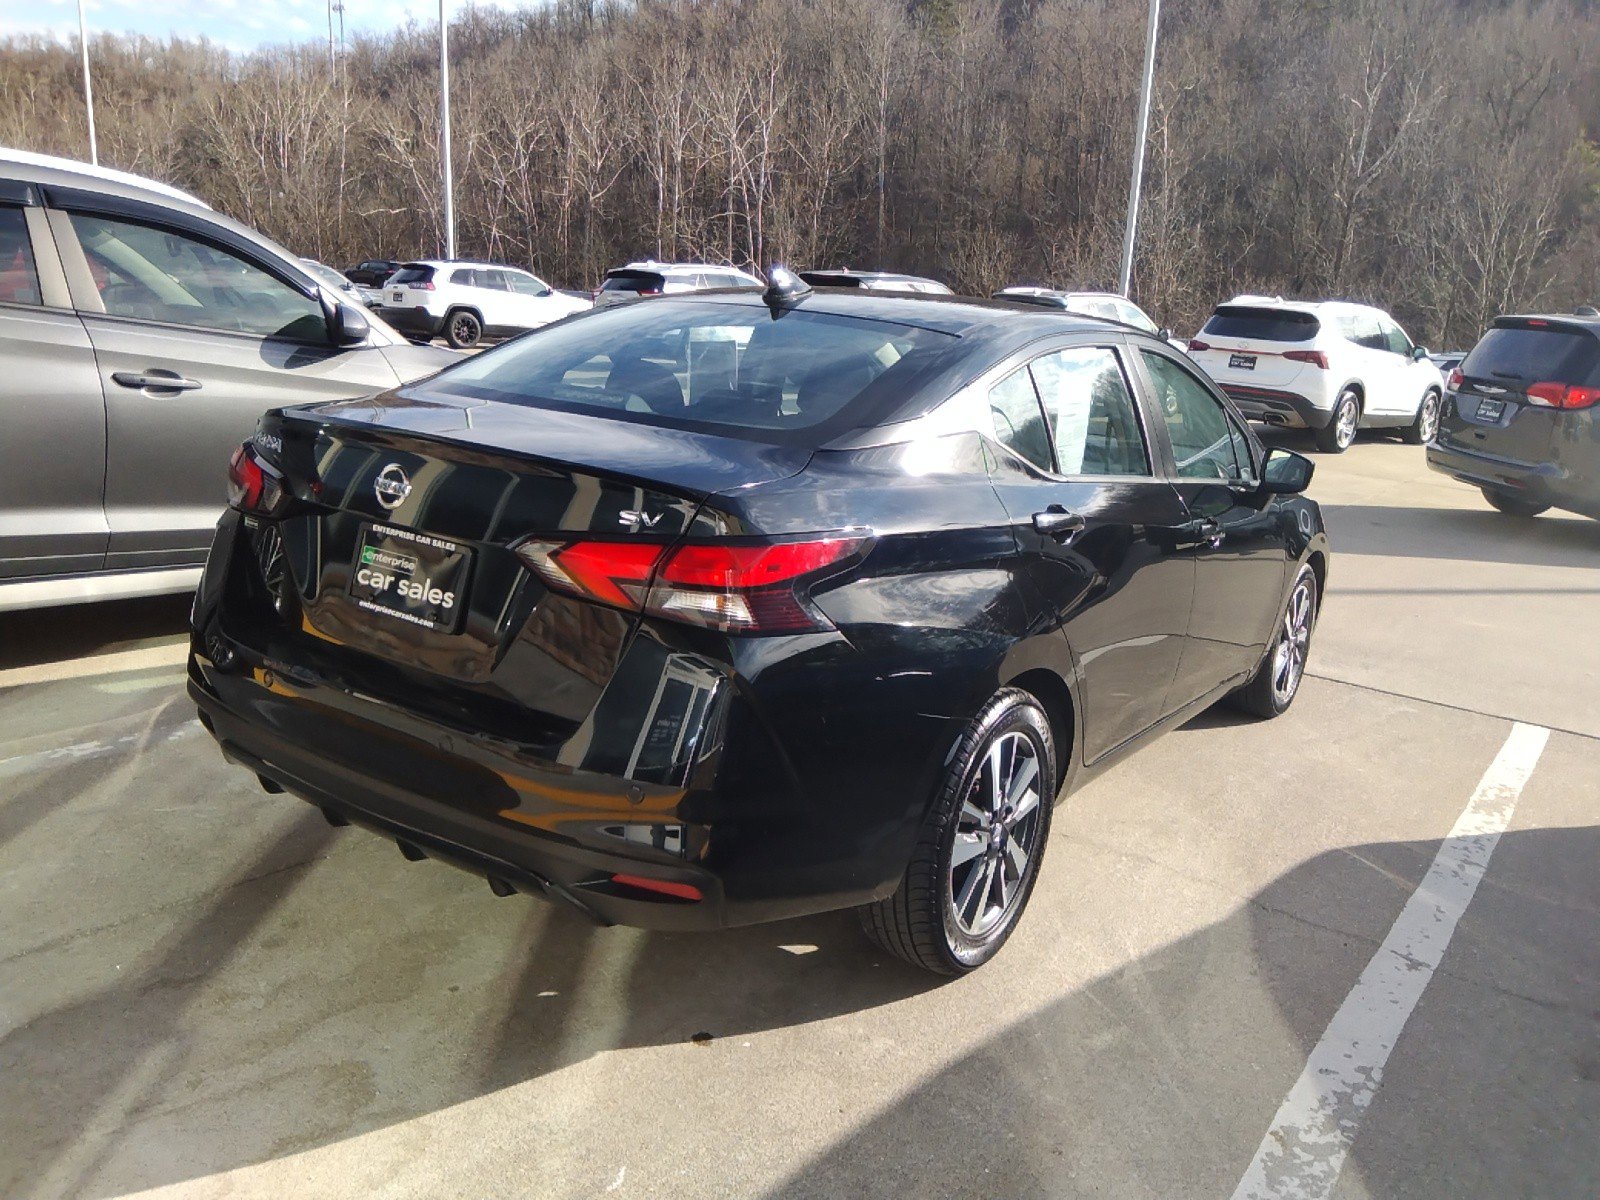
(675, 287, 1120, 342)
(1496, 313, 1600, 334)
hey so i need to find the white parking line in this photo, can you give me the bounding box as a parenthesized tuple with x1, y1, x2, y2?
(0, 723, 199, 778)
(0, 642, 188, 689)
(1229, 721, 1550, 1200)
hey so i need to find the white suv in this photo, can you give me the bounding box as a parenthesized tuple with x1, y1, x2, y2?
(594, 261, 764, 307)
(374, 260, 591, 348)
(1188, 297, 1444, 452)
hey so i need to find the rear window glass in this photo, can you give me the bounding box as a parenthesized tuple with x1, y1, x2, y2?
(421, 300, 955, 444)
(600, 271, 665, 294)
(1463, 325, 1600, 386)
(389, 264, 434, 285)
(1202, 306, 1319, 342)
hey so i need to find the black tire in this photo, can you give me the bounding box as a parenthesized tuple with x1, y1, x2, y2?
(1402, 389, 1441, 444)
(1480, 487, 1549, 518)
(858, 687, 1057, 976)
(444, 309, 482, 349)
(1314, 390, 1360, 453)
(1230, 563, 1318, 718)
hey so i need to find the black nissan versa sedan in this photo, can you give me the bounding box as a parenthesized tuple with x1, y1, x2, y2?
(189, 274, 1329, 975)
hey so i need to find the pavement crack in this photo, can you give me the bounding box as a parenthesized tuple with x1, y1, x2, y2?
(1305, 671, 1596, 743)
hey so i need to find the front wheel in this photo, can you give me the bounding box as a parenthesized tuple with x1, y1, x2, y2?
(1314, 391, 1360, 453)
(1230, 563, 1318, 718)
(858, 688, 1057, 976)
(1480, 487, 1549, 518)
(1402, 389, 1441, 444)
(445, 309, 482, 349)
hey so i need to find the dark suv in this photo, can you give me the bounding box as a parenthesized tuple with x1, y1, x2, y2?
(1428, 314, 1600, 519)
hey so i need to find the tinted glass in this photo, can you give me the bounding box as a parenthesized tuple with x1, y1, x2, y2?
(1202, 306, 1319, 342)
(1030, 347, 1149, 476)
(1116, 301, 1158, 333)
(0, 206, 41, 305)
(1463, 325, 1600, 386)
(1339, 312, 1388, 351)
(1381, 319, 1412, 356)
(1141, 350, 1252, 480)
(600, 272, 665, 294)
(390, 264, 435, 285)
(988, 367, 1052, 470)
(425, 300, 953, 443)
(506, 272, 547, 295)
(69, 212, 324, 340)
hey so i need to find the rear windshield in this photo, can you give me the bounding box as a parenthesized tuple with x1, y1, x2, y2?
(600, 270, 666, 293)
(388, 264, 434, 285)
(1462, 325, 1600, 386)
(420, 299, 956, 444)
(1201, 305, 1320, 342)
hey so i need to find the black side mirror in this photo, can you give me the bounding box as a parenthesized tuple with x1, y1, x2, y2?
(1260, 447, 1314, 495)
(1159, 327, 1174, 342)
(323, 295, 370, 346)
(1412, 345, 1429, 361)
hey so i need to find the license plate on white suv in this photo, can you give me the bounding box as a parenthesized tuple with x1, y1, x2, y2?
(1229, 353, 1257, 370)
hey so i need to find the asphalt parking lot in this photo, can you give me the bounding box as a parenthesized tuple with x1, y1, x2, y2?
(2, 433, 1596, 1200)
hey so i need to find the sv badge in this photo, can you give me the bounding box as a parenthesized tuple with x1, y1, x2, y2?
(619, 509, 663, 530)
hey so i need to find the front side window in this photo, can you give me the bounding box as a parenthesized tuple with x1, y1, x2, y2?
(506, 272, 548, 296)
(1141, 350, 1253, 482)
(69, 212, 323, 340)
(0, 206, 41, 305)
(1030, 347, 1150, 476)
(1382, 319, 1412, 356)
(988, 367, 1053, 471)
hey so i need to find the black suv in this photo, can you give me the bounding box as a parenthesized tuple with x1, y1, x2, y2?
(1428, 314, 1600, 519)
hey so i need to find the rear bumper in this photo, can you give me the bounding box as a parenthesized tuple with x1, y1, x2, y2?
(1221, 384, 1331, 429)
(1426, 440, 1598, 516)
(373, 305, 442, 339)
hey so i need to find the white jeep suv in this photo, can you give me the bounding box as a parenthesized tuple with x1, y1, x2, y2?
(374, 260, 591, 348)
(1188, 297, 1444, 452)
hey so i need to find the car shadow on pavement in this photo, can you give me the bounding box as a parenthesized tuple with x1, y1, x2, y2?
(752, 824, 1600, 1200)
(0, 595, 191, 672)
(6, 823, 1594, 1199)
(1317, 502, 1600, 568)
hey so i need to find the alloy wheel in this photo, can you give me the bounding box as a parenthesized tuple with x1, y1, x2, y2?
(1418, 392, 1440, 442)
(1335, 396, 1358, 449)
(948, 731, 1045, 937)
(1272, 575, 1314, 706)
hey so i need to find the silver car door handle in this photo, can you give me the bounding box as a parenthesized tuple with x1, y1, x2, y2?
(111, 370, 202, 392)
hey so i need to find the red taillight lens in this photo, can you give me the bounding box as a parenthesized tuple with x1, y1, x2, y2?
(1284, 350, 1330, 369)
(1188, 338, 1210, 352)
(227, 443, 286, 514)
(1448, 368, 1464, 390)
(639, 287, 662, 296)
(1526, 380, 1600, 409)
(514, 534, 867, 633)
(408, 280, 434, 290)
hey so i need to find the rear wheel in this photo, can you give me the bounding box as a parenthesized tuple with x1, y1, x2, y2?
(1480, 487, 1549, 518)
(1230, 563, 1317, 718)
(1314, 390, 1360, 453)
(1402, 389, 1441, 444)
(858, 688, 1056, 976)
(445, 309, 482, 349)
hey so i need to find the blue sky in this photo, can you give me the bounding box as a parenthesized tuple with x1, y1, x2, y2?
(0, 0, 516, 54)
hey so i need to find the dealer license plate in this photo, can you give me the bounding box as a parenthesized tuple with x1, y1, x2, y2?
(348, 523, 471, 633)
(1229, 353, 1256, 370)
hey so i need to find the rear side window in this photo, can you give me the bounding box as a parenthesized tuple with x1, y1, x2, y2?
(425, 300, 954, 444)
(1463, 325, 1600, 386)
(601, 271, 665, 295)
(391, 264, 436, 285)
(450, 268, 480, 287)
(1030, 347, 1150, 476)
(1202, 306, 1319, 343)
(69, 211, 324, 340)
(989, 368, 1053, 471)
(0, 205, 40, 305)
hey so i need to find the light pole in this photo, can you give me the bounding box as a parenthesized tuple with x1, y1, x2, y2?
(1117, 0, 1160, 298)
(77, 0, 97, 166)
(439, 0, 456, 260)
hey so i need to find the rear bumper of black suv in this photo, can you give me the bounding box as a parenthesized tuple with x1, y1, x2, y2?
(1426, 441, 1600, 518)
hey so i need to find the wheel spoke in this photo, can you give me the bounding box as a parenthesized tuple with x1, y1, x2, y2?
(959, 857, 995, 925)
(1005, 837, 1029, 881)
(985, 741, 1006, 815)
(1004, 753, 1039, 808)
(1009, 785, 1040, 826)
(960, 797, 987, 829)
(951, 833, 986, 868)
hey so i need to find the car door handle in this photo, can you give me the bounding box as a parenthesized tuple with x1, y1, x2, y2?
(1181, 516, 1225, 548)
(1032, 506, 1086, 540)
(111, 370, 202, 393)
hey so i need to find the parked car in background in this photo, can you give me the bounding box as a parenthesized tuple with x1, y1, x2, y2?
(0, 150, 455, 613)
(1428, 351, 1467, 375)
(800, 268, 952, 294)
(1427, 312, 1600, 520)
(1188, 297, 1444, 453)
(373, 260, 592, 348)
(301, 258, 362, 303)
(191, 277, 1327, 976)
(345, 259, 400, 288)
(593, 261, 764, 307)
(993, 286, 1185, 351)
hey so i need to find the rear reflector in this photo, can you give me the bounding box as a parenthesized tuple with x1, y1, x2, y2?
(1284, 349, 1330, 369)
(1526, 380, 1600, 410)
(611, 873, 703, 901)
(1187, 338, 1211, 352)
(514, 534, 867, 633)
